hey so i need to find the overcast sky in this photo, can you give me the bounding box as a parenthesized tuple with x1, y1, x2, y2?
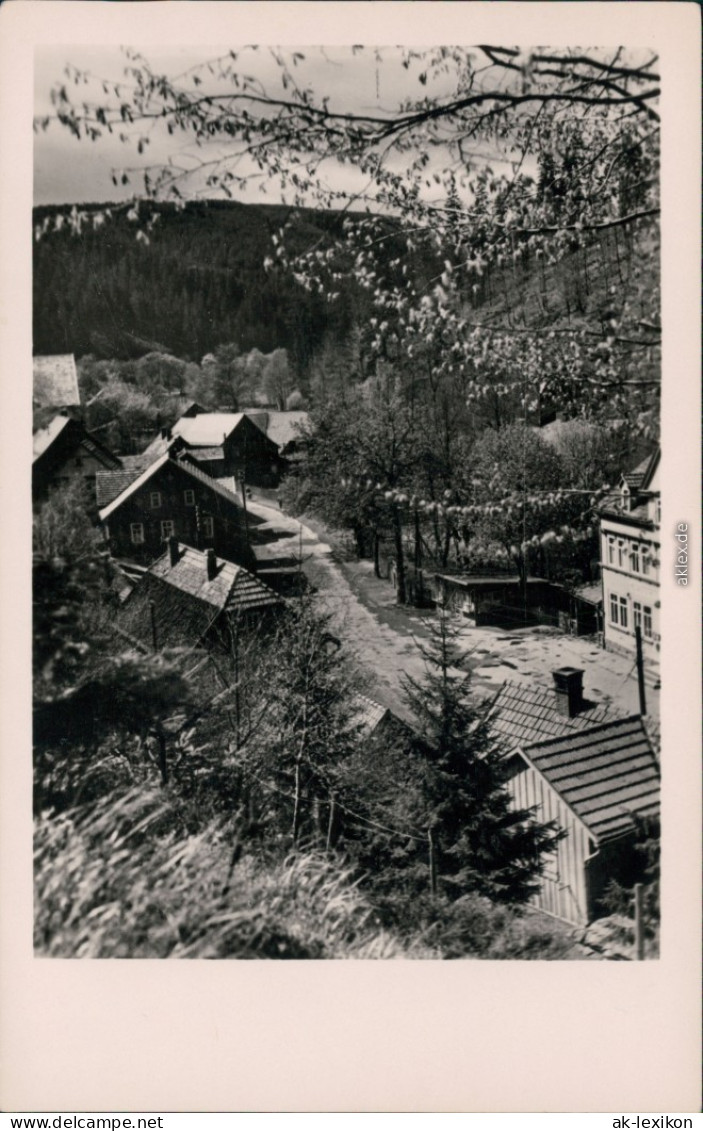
(33, 44, 511, 208)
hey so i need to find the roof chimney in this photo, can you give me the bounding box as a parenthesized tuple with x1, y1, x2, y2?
(168, 536, 180, 568)
(552, 667, 584, 718)
(206, 548, 218, 581)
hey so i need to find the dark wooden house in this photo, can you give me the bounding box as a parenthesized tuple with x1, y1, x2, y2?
(145, 411, 283, 486)
(97, 453, 256, 569)
(33, 413, 122, 506)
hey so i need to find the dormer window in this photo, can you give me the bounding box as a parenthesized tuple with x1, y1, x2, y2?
(621, 482, 631, 512)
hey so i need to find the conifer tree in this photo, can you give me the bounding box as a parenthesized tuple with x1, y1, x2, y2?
(403, 603, 562, 904)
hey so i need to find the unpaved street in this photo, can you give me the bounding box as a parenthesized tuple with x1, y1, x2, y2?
(248, 493, 659, 724)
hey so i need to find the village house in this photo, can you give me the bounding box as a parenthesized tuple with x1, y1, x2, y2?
(97, 452, 305, 593)
(142, 410, 282, 486)
(489, 668, 660, 925)
(599, 448, 660, 664)
(97, 453, 257, 569)
(114, 538, 283, 652)
(239, 408, 312, 465)
(33, 412, 122, 506)
(33, 354, 81, 411)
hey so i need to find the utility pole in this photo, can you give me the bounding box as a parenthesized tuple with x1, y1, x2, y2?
(635, 625, 647, 716)
(149, 599, 158, 650)
(238, 429, 251, 553)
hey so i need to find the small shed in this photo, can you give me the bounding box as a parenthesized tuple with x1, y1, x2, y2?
(506, 716, 660, 925)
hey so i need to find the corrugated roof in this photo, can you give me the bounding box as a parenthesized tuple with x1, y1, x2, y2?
(523, 716, 660, 842)
(33, 355, 80, 408)
(489, 680, 619, 749)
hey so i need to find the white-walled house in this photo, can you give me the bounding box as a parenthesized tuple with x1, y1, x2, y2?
(599, 449, 660, 664)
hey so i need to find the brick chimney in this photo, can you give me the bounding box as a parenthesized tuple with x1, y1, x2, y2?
(206, 548, 218, 581)
(168, 536, 180, 568)
(552, 667, 585, 718)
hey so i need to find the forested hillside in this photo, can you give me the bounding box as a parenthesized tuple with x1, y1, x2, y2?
(34, 197, 659, 427)
(33, 199, 389, 371)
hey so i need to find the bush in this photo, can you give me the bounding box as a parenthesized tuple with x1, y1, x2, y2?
(34, 789, 436, 959)
(418, 893, 574, 959)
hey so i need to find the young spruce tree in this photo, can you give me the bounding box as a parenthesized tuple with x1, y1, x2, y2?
(403, 603, 562, 905)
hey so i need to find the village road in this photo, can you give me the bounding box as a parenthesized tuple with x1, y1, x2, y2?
(248, 492, 659, 726)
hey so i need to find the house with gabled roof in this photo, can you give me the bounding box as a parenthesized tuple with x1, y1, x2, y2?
(97, 453, 257, 569)
(114, 538, 283, 652)
(489, 667, 660, 925)
(505, 716, 660, 925)
(33, 413, 122, 505)
(240, 409, 312, 462)
(599, 447, 660, 664)
(33, 354, 80, 410)
(145, 410, 282, 486)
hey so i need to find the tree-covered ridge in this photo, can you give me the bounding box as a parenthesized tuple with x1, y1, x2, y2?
(33, 199, 357, 366)
(35, 45, 660, 426)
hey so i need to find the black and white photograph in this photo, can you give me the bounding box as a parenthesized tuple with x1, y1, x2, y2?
(30, 36, 666, 961)
(1, 0, 700, 1115)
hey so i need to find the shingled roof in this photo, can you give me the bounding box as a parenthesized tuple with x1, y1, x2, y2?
(33, 355, 80, 408)
(521, 716, 660, 843)
(115, 543, 281, 650)
(95, 467, 143, 508)
(489, 679, 619, 749)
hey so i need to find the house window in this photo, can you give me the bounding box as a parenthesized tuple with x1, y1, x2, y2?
(609, 593, 619, 624)
(641, 549, 650, 576)
(630, 543, 640, 573)
(202, 516, 214, 539)
(655, 498, 661, 524)
(633, 601, 642, 631)
(130, 523, 145, 545)
(614, 540, 628, 570)
(161, 519, 175, 539)
(643, 606, 653, 638)
(150, 491, 162, 509)
(619, 596, 628, 628)
(184, 489, 195, 506)
(607, 536, 615, 565)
